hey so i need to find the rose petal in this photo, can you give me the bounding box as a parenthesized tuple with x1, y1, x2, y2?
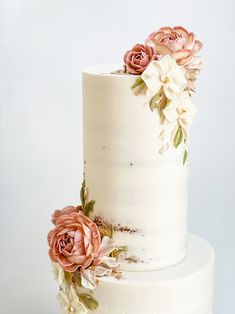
(63, 263, 79, 273)
(155, 43, 174, 56)
(173, 49, 192, 62)
(173, 26, 189, 38)
(192, 40, 203, 55)
(67, 254, 87, 265)
(159, 26, 174, 34)
(145, 31, 165, 46)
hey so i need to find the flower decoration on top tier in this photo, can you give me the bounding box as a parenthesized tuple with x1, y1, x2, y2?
(123, 44, 160, 74)
(141, 55, 187, 100)
(123, 26, 203, 163)
(48, 181, 124, 314)
(145, 26, 202, 66)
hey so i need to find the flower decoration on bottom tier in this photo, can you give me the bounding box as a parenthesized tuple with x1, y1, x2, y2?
(47, 181, 124, 313)
(122, 26, 202, 163)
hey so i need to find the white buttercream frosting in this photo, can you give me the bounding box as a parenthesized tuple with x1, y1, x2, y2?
(90, 235, 214, 314)
(83, 64, 188, 271)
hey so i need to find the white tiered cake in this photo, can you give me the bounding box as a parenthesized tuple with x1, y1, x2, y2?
(47, 26, 214, 314)
(82, 64, 214, 314)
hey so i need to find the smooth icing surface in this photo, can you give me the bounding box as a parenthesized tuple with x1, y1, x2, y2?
(83, 64, 188, 271)
(90, 235, 214, 314)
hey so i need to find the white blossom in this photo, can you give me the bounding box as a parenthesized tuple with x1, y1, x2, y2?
(57, 285, 87, 314)
(163, 91, 198, 127)
(141, 55, 187, 100)
(52, 263, 68, 291)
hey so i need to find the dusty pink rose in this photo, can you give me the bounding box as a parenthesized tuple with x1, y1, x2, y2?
(146, 26, 202, 66)
(48, 212, 101, 272)
(51, 205, 81, 225)
(124, 44, 159, 74)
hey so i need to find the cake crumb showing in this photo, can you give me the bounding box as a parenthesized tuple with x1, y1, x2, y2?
(114, 224, 137, 234)
(94, 216, 138, 234)
(125, 256, 141, 264)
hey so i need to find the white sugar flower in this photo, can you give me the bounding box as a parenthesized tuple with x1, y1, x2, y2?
(163, 91, 198, 127)
(141, 55, 187, 100)
(52, 263, 67, 290)
(57, 285, 87, 314)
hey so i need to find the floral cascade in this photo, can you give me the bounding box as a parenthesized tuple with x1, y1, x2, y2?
(47, 181, 123, 314)
(123, 26, 203, 162)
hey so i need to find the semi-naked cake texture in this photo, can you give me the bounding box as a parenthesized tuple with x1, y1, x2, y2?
(83, 64, 188, 271)
(47, 26, 214, 314)
(82, 65, 214, 314)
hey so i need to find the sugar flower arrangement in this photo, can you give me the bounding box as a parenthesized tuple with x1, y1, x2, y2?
(123, 26, 203, 161)
(47, 181, 123, 314)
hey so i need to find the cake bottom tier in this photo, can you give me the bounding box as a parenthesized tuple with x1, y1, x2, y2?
(91, 234, 214, 314)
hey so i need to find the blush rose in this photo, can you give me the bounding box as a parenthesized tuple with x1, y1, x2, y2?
(146, 26, 202, 66)
(48, 212, 101, 272)
(51, 205, 81, 225)
(124, 44, 159, 74)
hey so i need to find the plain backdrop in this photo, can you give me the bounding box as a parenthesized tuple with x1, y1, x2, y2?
(0, 0, 235, 313)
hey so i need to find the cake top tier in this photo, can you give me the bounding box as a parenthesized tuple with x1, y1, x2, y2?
(83, 26, 203, 159)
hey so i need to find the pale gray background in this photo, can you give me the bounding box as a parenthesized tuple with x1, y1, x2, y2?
(0, 0, 234, 313)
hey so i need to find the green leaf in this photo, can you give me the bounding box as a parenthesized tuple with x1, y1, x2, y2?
(118, 245, 128, 252)
(183, 150, 188, 165)
(150, 92, 161, 111)
(84, 200, 95, 217)
(131, 77, 144, 89)
(73, 271, 82, 287)
(79, 294, 99, 311)
(174, 126, 183, 148)
(80, 180, 87, 208)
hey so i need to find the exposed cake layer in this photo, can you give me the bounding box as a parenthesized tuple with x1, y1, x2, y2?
(83, 64, 188, 271)
(90, 235, 214, 314)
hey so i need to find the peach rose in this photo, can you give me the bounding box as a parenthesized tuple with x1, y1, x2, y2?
(51, 205, 81, 225)
(146, 26, 202, 66)
(124, 44, 159, 74)
(48, 212, 101, 272)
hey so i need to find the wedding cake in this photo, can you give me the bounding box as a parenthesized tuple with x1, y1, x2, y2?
(47, 26, 214, 314)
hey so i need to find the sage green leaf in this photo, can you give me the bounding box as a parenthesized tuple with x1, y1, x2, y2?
(79, 294, 99, 311)
(73, 271, 82, 287)
(150, 92, 161, 111)
(131, 77, 144, 89)
(183, 150, 188, 165)
(174, 126, 183, 148)
(118, 245, 128, 253)
(80, 180, 87, 208)
(84, 200, 95, 217)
